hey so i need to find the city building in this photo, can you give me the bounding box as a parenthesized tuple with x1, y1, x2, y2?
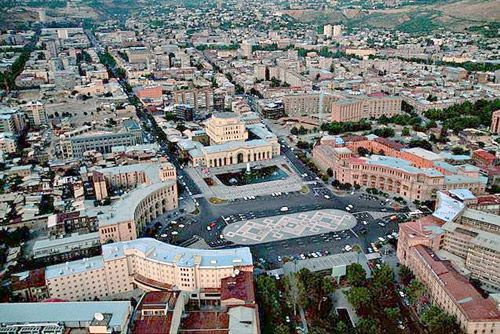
(0, 301, 132, 333)
(405, 245, 500, 334)
(94, 162, 177, 243)
(44, 238, 253, 301)
(59, 119, 143, 158)
(31, 232, 101, 263)
(23, 100, 48, 127)
(179, 112, 280, 168)
(398, 191, 500, 292)
(331, 94, 402, 122)
(491, 110, 500, 134)
(313, 136, 488, 201)
(173, 87, 214, 111)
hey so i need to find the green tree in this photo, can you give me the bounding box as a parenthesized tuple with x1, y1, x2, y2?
(398, 265, 414, 285)
(333, 321, 348, 334)
(405, 279, 426, 305)
(274, 324, 290, 334)
(346, 263, 367, 287)
(421, 305, 462, 334)
(384, 307, 400, 322)
(346, 286, 371, 310)
(401, 127, 410, 136)
(356, 317, 378, 334)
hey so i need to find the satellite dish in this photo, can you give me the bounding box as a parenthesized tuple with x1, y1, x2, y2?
(94, 312, 104, 321)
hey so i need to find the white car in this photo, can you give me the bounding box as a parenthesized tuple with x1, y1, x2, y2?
(362, 220, 368, 225)
(344, 245, 352, 252)
(178, 224, 185, 228)
(277, 256, 282, 262)
(171, 231, 178, 235)
(324, 195, 330, 199)
(280, 206, 289, 212)
(378, 237, 385, 242)
(345, 207, 351, 211)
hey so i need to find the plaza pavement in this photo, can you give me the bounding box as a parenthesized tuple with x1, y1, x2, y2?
(222, 209, 357, 245)
(184, 157, 305, 200)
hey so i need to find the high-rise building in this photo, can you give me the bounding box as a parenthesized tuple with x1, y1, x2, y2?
(323, 24, 333, 38)
(333, 24, 342, 37)
(490, 109, 500, 134)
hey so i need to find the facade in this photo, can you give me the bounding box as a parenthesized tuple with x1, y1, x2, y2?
(206, 112, 248, 145)
(281, 93, 335, 117)
(312, 137, 487, 201)
(44, 238, 253, 301)
(0, 301, 132, 333)
(95, 162, 178, 243)
(23, 101, 48, 127)
(0, 133, 18, 153)
(491, 110, 500, 134)
(441, 208, 500, 292)
(173, 87, 214, 111)
(399, 191, 500, 292)
(180, 113, 280, 168)
(406, 245, 500, 334)
(331, 95, 401, 122)
(32, 232, 101, 263)
(59, 120, 143, 159)
(0, 105, 26, 134)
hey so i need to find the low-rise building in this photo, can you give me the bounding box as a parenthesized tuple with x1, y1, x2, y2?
(0, 301, 132, 333)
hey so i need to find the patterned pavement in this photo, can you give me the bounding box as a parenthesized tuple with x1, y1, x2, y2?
(223, 209, 357, 245)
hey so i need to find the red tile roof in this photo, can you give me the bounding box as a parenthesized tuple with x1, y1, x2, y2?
(414, 245, 500, 322)
(220, 271, 255, 304)
(133, 315, 172, 334)
(11, 268, 46, 291)
(180, 312, 229, 331)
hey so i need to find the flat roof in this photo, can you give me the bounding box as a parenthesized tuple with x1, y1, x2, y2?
(32, 232, 100, 252)
(45, 255, 104, 279)
(0, 301, 131, 327)
(365, 155, 443, 177)
(282, 251, 371, 277)
(403, 147, 443, 161)
(102, 237, 253, 268)
(433, 192, 465, 222)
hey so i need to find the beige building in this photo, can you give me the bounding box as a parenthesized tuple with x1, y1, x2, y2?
(206, 112, 248, 145)
(331, 95, 402, 122)
(491, 110, 500, 134)
(173, 87, 214, 111)
(441, 208, 500, 292)
(95, 162, 178, 243)
(180, 113, 280, 168)
(282, 93, 336, 117)
(406, 245, 500, 334)
(45, 238, 253, 301)
(0, 133, 17, 153)
(23, 101, 48, 127)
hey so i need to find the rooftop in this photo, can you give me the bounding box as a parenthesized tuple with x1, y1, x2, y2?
(403, 147, 443, 161)
(433, 192, 465, 223)
(220, 271, 255, 304)
(0, 301, 131, 327)
(102, 237, 253, 268)
(414, 245, 500, 322)
(45, 255, 104, 279)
